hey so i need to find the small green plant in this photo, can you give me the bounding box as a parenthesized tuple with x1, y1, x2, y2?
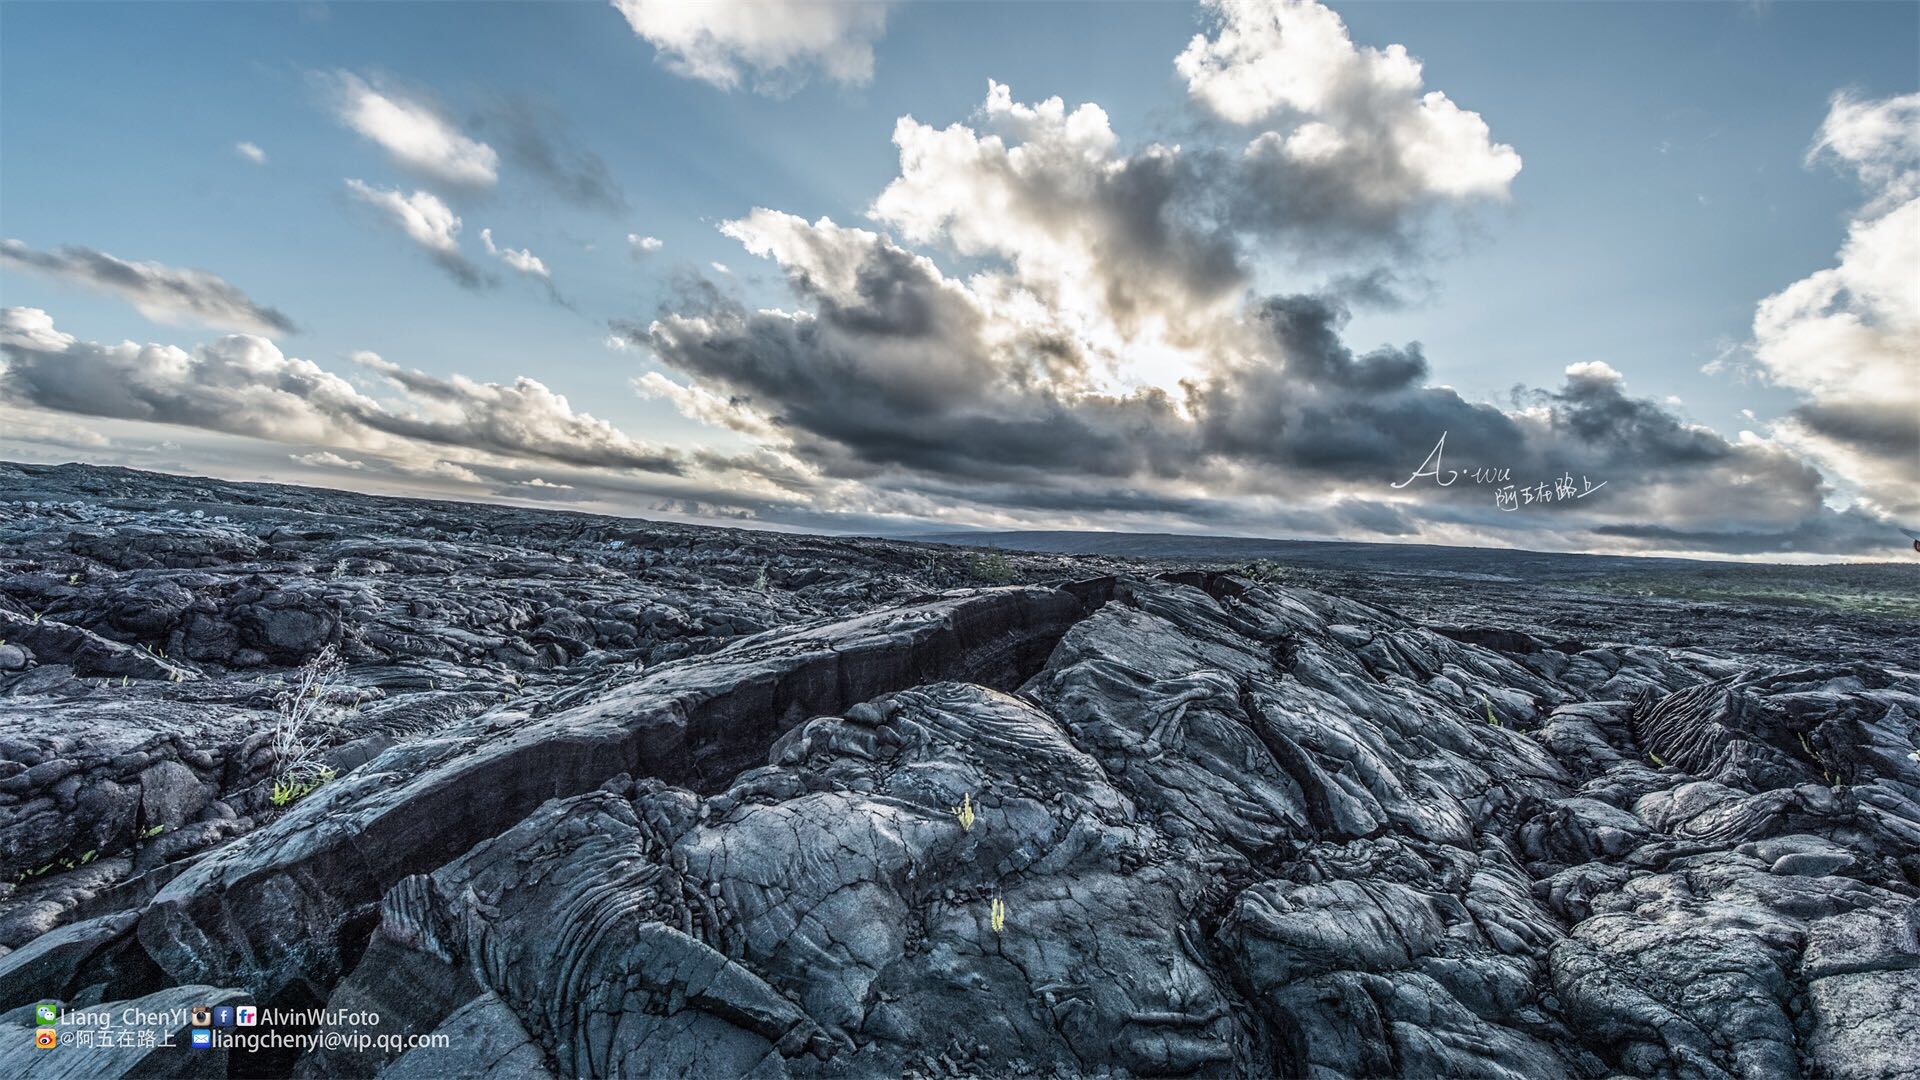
(951, 792, 976, 832)
(1648, 750, 1666, 767)
(269, 645, 347, 808)
(753, 565, 770, 592)
(966, 549, 1016, 584)
(989, 897, 1007, 934)
(271, 765, 337, 807)
(140, 824, 166, 839)
(66, 573, 79, 585)
(1482, 696, 1501, 727)
(29, 610, 43, 625)
(14, 861, 57, 884)
(1238, 559, 1286, 584)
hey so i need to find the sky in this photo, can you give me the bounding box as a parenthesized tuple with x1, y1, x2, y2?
(1, 0, 1915, 560)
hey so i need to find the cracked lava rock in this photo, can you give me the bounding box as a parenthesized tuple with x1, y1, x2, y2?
(0, 463, 1915, 1079)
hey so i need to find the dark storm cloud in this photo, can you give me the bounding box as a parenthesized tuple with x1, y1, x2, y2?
(1191, 292, 1526, 481)
(482, 98, 630, 214)
(635, 213, 1875, 554)
(1790, 400, 1920, 460)
(638, 292, 1182, 484)
(1322, 267, 1422, 309)
(431, 250, 493, 290)
(0, 240, 297, 336)
(1068, 148, 1247, 326)
(630, 231, 1198, 488)
(0, 307, 689, 479)
(1543, 365, 1732, 469)
(349, 354, 684, 474)
(1592, 507, 1892, 556)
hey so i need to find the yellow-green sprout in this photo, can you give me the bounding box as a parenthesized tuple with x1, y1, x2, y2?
(951, 792, 975, 832)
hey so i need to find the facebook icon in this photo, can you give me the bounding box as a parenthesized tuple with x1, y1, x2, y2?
(213, 1006, 235, 1028)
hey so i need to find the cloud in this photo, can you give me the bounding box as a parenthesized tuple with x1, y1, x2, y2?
(1177, 0, 1520, 237)
(629, 202, 1878, 555)
(291, 448, 482, 484)
(0, 239, 296, 336)
(602, 26, 1883, 555)
(610, 0, 892, 93)
(290, 450, 364, 470)
(0, 308, 690, 480)
(480, 227, 574, 308)
(0, 403, 110, 450)
(482, 97, 628, 213)
(1809, 91, 1920, 211)
(865, 68, 1516, 394)
(235, 141, 267, 165)
(345, 180, 489, 288)
(324, 72, 498, 187)
(1744, 92, 1920, 520)
(629, 233, 664, 257)
(350, 351, 685, 473)
(871, 82, 1243, 367)
(480, 228, 550, 278)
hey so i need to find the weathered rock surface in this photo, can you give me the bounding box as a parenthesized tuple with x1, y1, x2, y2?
(1, 463, 1915, 1079)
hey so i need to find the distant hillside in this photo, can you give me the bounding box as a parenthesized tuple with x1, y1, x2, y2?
(897, 531, 1920, 617)
(895, 529, 1714, 580)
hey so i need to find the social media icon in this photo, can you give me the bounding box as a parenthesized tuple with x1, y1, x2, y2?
(236, 1006, 258, 1027)
(190, 1006, 211, 1027)
(189, 1029, 211, 1050)
(34, 1028, 56, 1049)
(212, 1006, 234, 1028)
(32, 1002, 57, 1025)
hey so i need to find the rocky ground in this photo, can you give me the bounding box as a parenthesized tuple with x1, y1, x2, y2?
(0, 461, 1915, 1079)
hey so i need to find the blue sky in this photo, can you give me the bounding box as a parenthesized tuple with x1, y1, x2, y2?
(2, 1, 1915, 558)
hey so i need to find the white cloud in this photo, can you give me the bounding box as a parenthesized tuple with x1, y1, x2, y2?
(290, 450, 365, 470)
(609, 0, 892, 93)
(0, 239, 296, 336)
(867, 82, 1247, 391)
(345, 180, 460, 253)
(325, 72, 498, 187)
(235, 141, 267, 165)
(1564, 360, 1623, 385)
(345, 181, 486, 286)
(1747, 92, 1920, 519)
(628, 233, 664, 255)
(1176, 0, 1520, 211)
(0, 403, 110, 449)
(1809, 91, 1920, 212)
(709, 261, 731, 274)
(480, 228, 551, 279)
